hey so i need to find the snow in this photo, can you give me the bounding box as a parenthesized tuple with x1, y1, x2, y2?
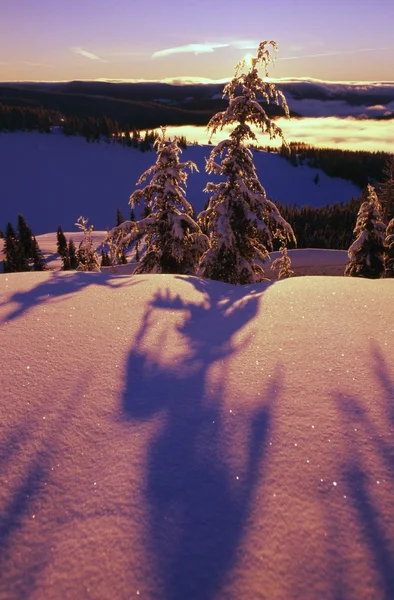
(0, 231, 350, 277)
(1, 271, 393, 600)
(0, 131, 360, 235)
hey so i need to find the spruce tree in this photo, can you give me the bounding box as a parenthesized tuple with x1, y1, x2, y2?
(384, 218, 394, 278)
(3, 223, 20, 273)
(100, 249, 111, 267)
(68, 239, 78, 270)
(198, 41, 295, 284)
(345, 185, 386, 278)
(56, 225, 68, 258)
(107, 129, 208, 275)
(116, 208, 125, 227)
(31, 237, 47, 271)
(17, 214, 33, 260)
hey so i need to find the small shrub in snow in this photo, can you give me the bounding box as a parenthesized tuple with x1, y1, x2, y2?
(271, 244, 294, 279)
(384, 218, 394, 277)
(198, 40, 295, 284)
(344, 185, 385, 279)
(75, 216, 101, 272)
(107, 129, 208, 275)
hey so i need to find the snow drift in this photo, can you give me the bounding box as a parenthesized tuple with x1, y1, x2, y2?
(1, 271, 393, 600)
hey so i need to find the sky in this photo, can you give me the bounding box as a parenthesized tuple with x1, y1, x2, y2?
(1, 0, 394, 83)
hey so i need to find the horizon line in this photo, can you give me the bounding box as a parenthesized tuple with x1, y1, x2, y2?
(1, 76, 394, 87)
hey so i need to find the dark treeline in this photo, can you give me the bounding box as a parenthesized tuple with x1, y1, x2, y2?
(0, 103, 162, 150)
(277, 197, 361, 250)
(0, 104, 62, 132)
(0, 83, 290, 130)
(278, 142, 392, 188)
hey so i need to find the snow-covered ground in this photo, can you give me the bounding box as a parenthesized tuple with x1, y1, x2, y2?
(1, 271, 393, 600)
(0, 230, 349, 278)
(0, 131, 360, 235)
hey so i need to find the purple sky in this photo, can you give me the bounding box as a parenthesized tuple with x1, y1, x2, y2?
(1, 0, 393, 82)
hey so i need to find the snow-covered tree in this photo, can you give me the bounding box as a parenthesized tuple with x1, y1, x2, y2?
(384, 218, 394, 277)
(344, 185, 386, 278)
(271, 244, 294, 279)
(75, 216, 101, 272)
(197, 41, 295, 284)
(107, 129, 208, 275)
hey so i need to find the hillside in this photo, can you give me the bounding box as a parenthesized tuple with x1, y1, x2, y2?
(0, 271, 393, 600)
(0, 131, 360, 235)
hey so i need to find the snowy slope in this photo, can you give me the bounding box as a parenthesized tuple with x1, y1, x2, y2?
(47, 233, 349, 277)
(1, 271, 393, 600)
(0, 230, 349, 277)
(0, 131, 360, 235)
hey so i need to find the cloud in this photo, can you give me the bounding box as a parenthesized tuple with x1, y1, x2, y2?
(152, 40, 274, 59)
(158, 118, 394, 154)
(280, 47, 393, 61)
(22, 61, 50, 68)
(152, 43, 229, 59)
(72, 47, 105, 62)
(231, 40, 260, 50)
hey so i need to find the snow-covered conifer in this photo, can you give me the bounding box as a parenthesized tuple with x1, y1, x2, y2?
(271, 244, 294, 279)
(107, 129, 208, 275)
(384, 218, 394, 277)
(345, 185, 385, 278)
(198, 41, 295, 284)
(75, 216, 101, 272)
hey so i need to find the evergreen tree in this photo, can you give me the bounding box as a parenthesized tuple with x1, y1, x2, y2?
(56, 225, 68, 258)
(384, 218, 394, 278)
(100, 249, 111, 267)
(31, 237, 47, 271)
(3, 223, 21, 273)
(68, 239, 78, 270)
(75, 217, 100, 272)
(107, 129, 208, 275)
(17, 214, 33, 267)
(116, 208, 125, 226)
(198, 41, 295, 284)
(345, 184, 386, 278)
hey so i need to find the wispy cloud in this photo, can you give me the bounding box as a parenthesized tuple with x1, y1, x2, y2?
(71, 47, 106, 62)
(22, 61, 50, 68)
(152, 39, 265, 59)
(152, 43, 229, 59)
(231, 40, 260, 50)
(280, 47, 392, 61)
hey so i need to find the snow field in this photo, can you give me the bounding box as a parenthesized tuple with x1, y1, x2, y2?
(0, 131, 360, 235)
(1, 272, 393, 599)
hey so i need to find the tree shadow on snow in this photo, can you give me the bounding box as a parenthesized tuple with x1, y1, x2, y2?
(0, 270, 141, 323)
(329, 343, 394, 600)
(0, 372, 93, 598)
(121, 276, 282, 600)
